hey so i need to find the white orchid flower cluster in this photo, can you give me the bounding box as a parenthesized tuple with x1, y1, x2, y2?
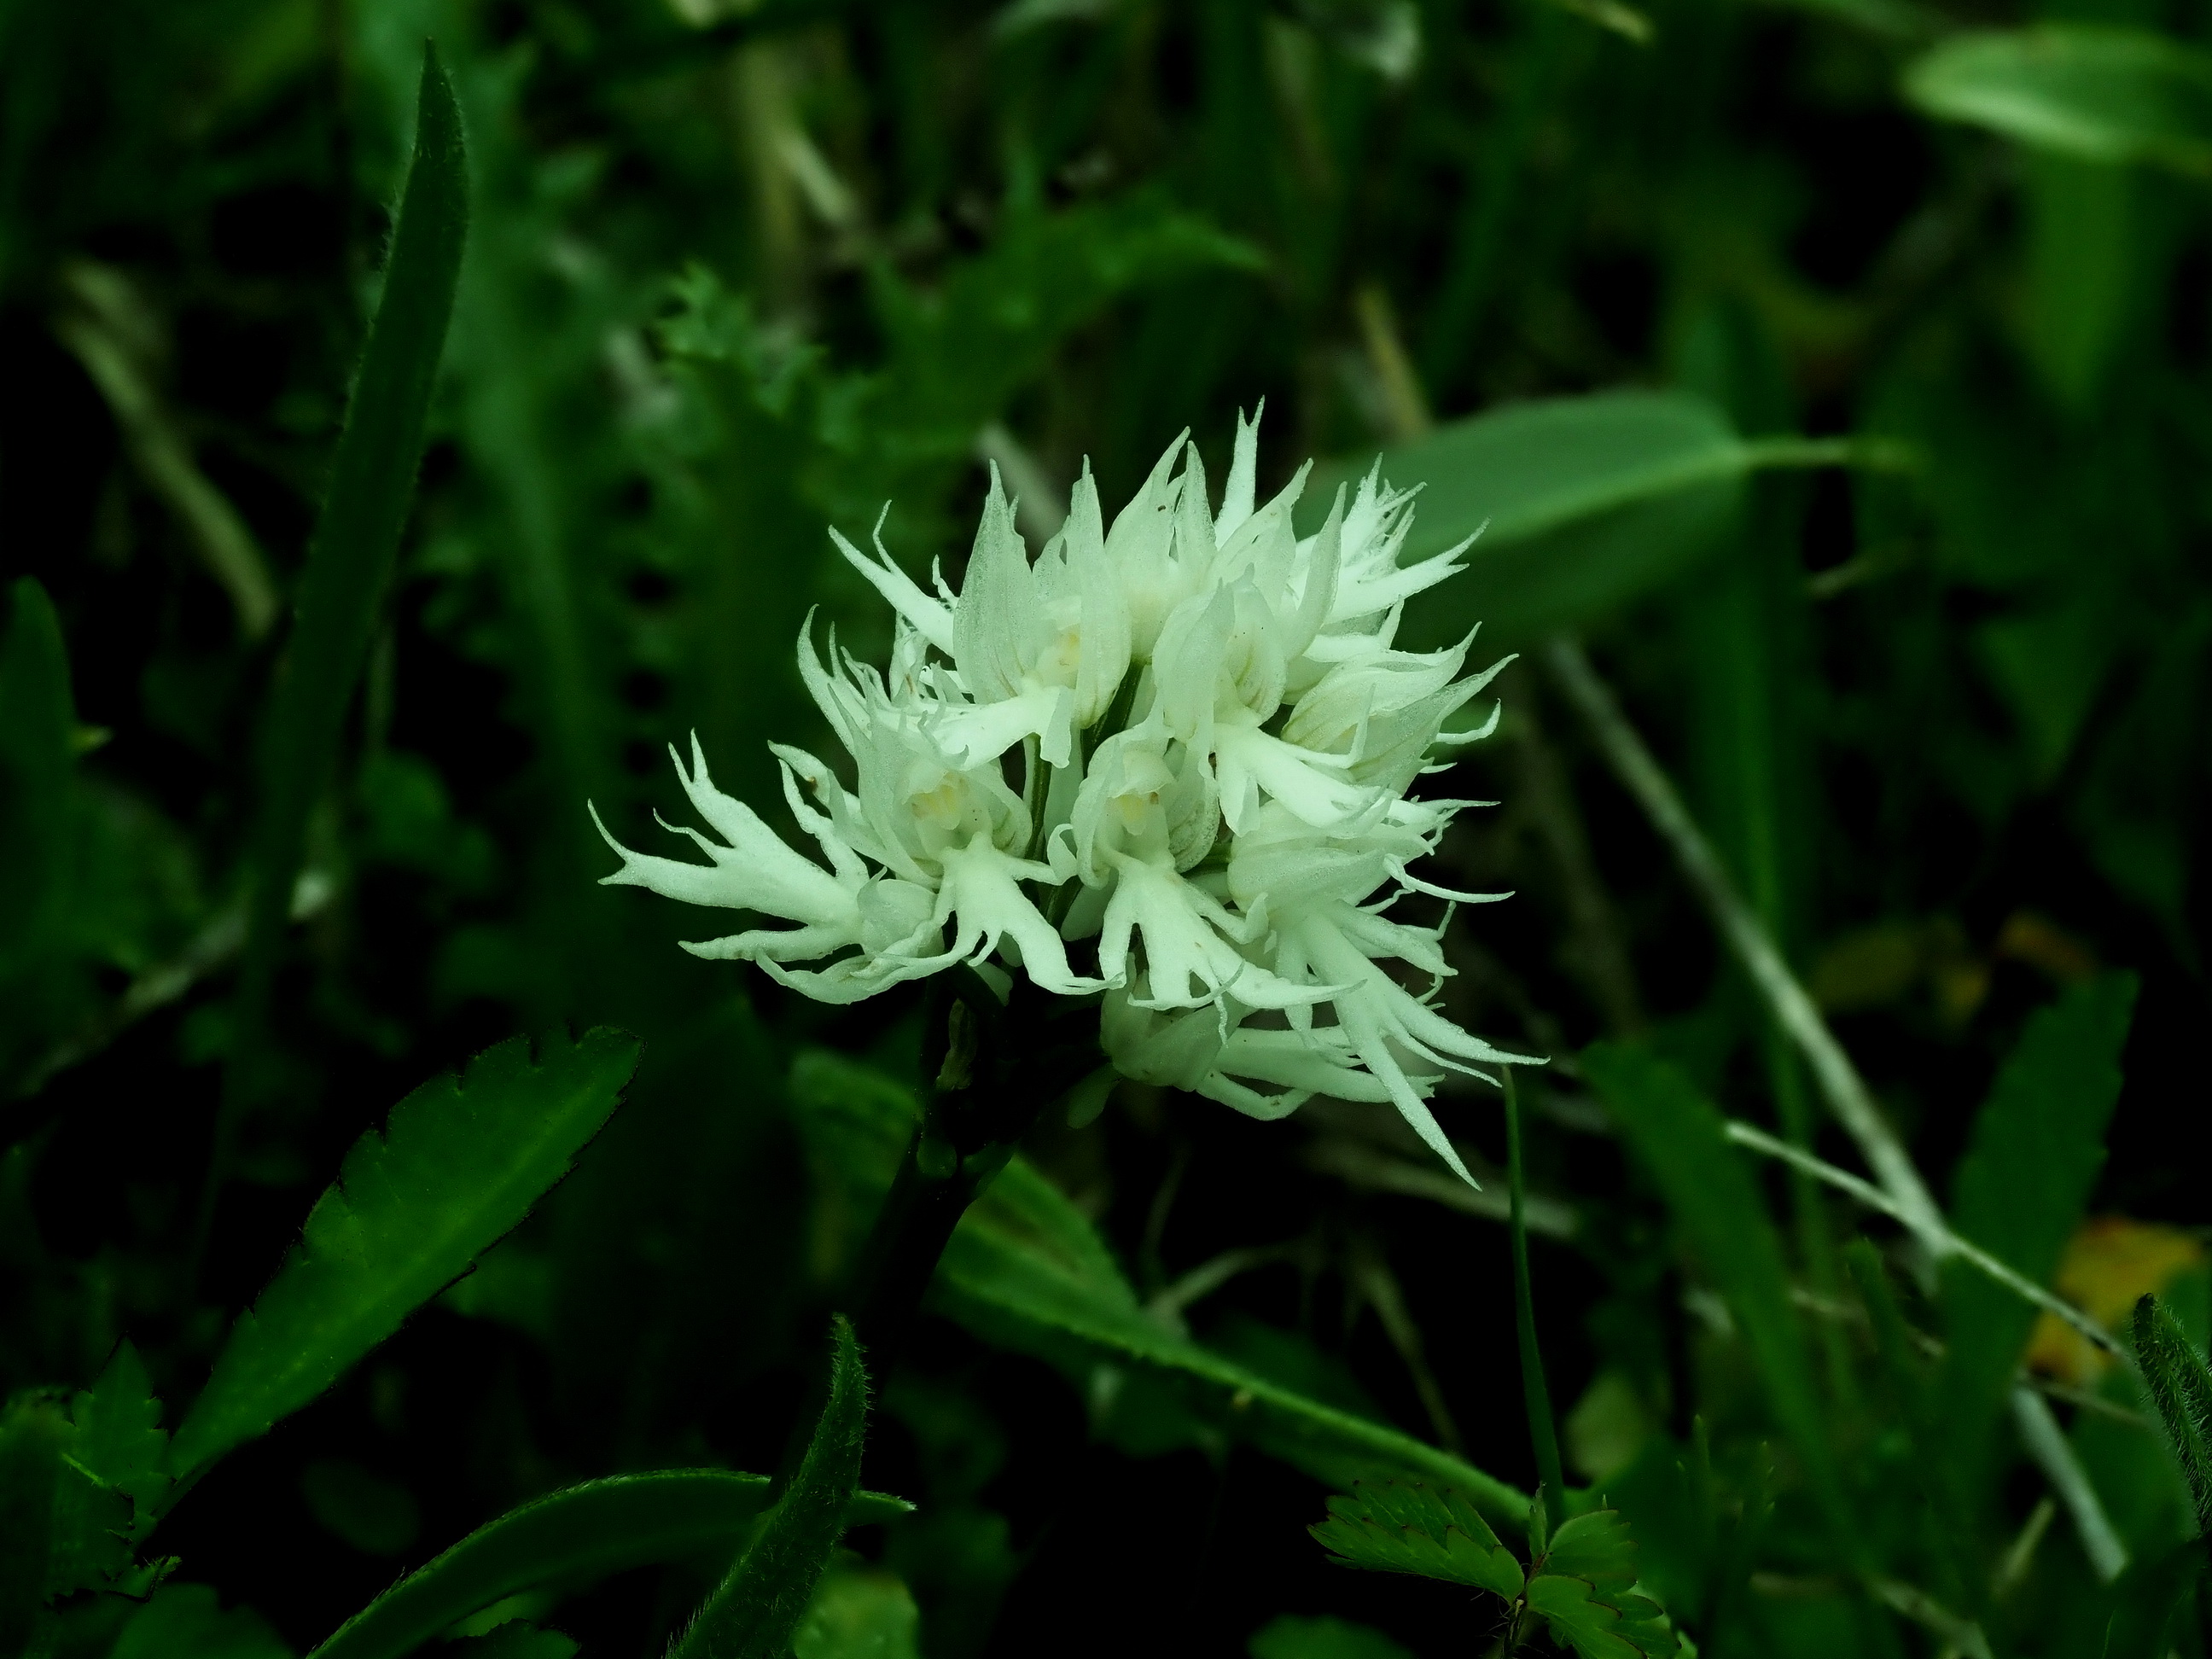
(593, 410, 1534, 1185)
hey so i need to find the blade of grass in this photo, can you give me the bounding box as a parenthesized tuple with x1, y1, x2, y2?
(1505, 1068, 1566, 1504)
(201, 42, 469, 1258)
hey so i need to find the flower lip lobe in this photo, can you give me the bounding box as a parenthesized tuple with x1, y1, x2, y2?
(591, 406, 1535, 1184)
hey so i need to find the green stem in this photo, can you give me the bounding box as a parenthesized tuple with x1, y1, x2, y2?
(772, 970, 1097, 1489)
(1505, 1068, 1565, 1504)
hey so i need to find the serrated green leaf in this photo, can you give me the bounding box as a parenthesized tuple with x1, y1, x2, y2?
(307, 1470, 911, 1659)
(1936, 974, 2135, 1497)
(1308, 1479, 1524, 1598)
(172, 1028, 642, 1485)
(1581, 1045, 1849, 1545)
(47, 1454, 135, 1598)
(1903, 26, 2212, 174)
(672, 1317, 871, 1659)
(1305, 392, 1749, 649)
(0, 1392, 137, 1618)
(112, 1583, 294, 1659)
(70, 1342, 171, 1539)
(1524, 1572, 1673, 1659)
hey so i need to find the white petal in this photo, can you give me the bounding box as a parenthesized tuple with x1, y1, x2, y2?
(1215, 400, 1262, 544)
(832, 515, 955, 655)
(952, 464, 1043, 701)
(934, 840, 1101, 995)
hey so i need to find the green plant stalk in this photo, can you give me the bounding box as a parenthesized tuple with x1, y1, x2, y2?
(846, 970, 1092, 1368)
(673, 1318, 870, 1659)
(774, 969, 1100, 1490)
(2133, 1294, 2212, 1541)
(1505, 1067, 1566, 1504)
(199, 44, 469, 1261)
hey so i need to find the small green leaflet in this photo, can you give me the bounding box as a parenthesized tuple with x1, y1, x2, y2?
(1312, 1483, 1673, 1659)
(71, 1342, 172, 1540)
(171, 1029, 641, 1485)
(1527, 1511, 1673, 1659)
(1308, 1479, 1524, 1598)
(0, 1368, 167, 1621)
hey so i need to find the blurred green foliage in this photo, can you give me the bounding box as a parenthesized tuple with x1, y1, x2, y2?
(2, 0, 2209, 1653)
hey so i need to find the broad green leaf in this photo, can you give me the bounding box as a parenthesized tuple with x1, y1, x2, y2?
(2133, 1295, 2212, 1534)
(112, 1584, 294, 1659)
(1936, 974, 2135, 1495)
(1903, 26, 2212, 174)
(230, 41, 469, 1088)
(672, 1316, 871, 1659)
(791, 1051, 1530, 1526)
(69, 1342, 171, 1539)
(791, 1568, 922, 1659)
(1307, 1478, 1525, 1597)
(172, 1029, 642, 1485)
(1249, 1615, 1417, 1659)
(1305, 392, 1751, 648)
(1581, 1045, 1848, 1541)
(307, 1470, 911, 1659)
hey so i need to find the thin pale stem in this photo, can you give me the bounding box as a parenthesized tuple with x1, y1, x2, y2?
(1542, 637, 1947, 1248)
(2011, 1385, 2129, 1584)
(1505, 1068, 1566, 1502)
(1721, 1120, 2119, 1359)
